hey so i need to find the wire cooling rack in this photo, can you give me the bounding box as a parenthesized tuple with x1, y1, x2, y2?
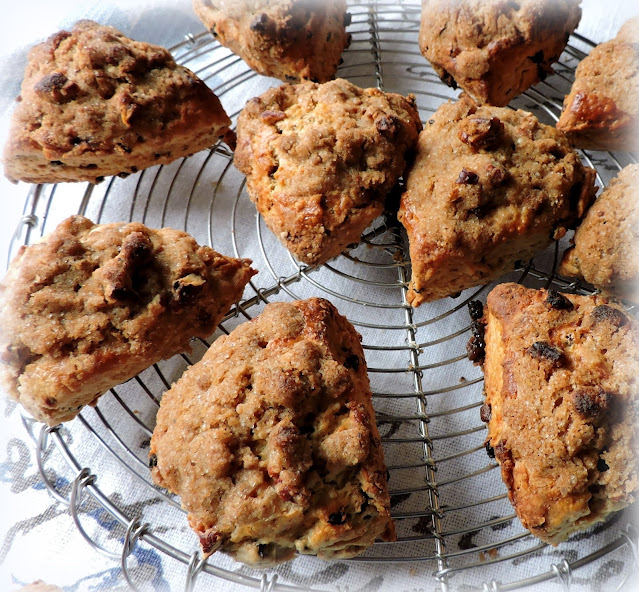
(8, 1, 639, 591)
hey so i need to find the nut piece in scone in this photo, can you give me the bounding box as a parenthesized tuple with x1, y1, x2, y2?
(556, 17, 639, 152)
(398, 96, 596, 306)
(150, 298, 395, 566)
(235, 78, 422, 265)
(0, 215, 256, 426)
(477, 283, 639, 545)
(560, 163, 639, 302)
(193, 0, 351, 83)
(3, 20, 235, 185)
(419, 0, 582, 107)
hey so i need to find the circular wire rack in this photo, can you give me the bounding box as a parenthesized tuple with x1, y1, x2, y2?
(9, 1, 639, 590)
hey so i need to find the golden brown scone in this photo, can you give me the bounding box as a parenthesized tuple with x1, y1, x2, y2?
(0, 216, 255, 425)
(192, 0, 350, 83)
(398, 97, 596, 306)
(150, 298, 395, 567)
(419, 0, 582, 107)
(474, 283, 639, 545)
(560, 163, 639, 302)
(556, 17, 639, 152)
(19, 583, 63, 592)
(235, 79, 422, 265)
(3, 20, 235, 185)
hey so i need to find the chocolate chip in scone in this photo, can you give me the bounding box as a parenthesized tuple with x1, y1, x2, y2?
(485, 441, 495, 459)
(468, 300, 484, 320)
(480, 403, 491, 422)
(328, 511, 346, 525)
(546, 289, 574, 311)
(466, 334, 486, 364)
(148, 453, 157, 468)
(456, 168, 479, 185)
(344, 354, 360, 371)
(257, 543, 267, 558)
(591, 305, 627, 328)
(250, 13, 270, 32)
(573, 387, 611, 418)
(526, 341, 563, 365)
(597, 457, 610, 472)
(471, 320, 485, 339)
(528, 50, 545, 64)
(344, 12, 352, 26)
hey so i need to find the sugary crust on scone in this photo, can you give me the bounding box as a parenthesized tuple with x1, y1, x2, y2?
(150, 298, 395, 566)
(398, 97, 596, 306)
(556, 17, 639, 152)
(0, 215, 255, 425)
(480, 283, 639, 545)
(3, 20, 235, 184)
(192, 0, 350, 83)
(234, 78, 422, 265)
(419, 0, 582, 107)
(560, 163, 639, 302)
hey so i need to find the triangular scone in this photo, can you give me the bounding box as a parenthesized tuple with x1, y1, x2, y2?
(398, 97, 596, 306)
(0, 216, 256, 425)
(556, 17, 639, 152)
(235, 79, 422, 265)
(560, 163, 639, 302)
(150, 298, 395, 567)
(3, 20, 235, 184)
(475, 284, 639, 544)
(419, 0, 582, 107)
(192, 0, 351, 83)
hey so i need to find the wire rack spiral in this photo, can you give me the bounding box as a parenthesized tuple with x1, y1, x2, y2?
(8, 1, 638, 591)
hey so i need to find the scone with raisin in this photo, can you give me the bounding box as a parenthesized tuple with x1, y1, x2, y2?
(150, 298, 395, 566)
(476, 283, 638, 545)
(398, 97, 596, 306)
(0, 215, 255, 425)
(419, 0, 582, 106)
(235, 79, 421, 265)
(556, 17, 639, 152)
(3, 20, 235, 184)
(193, 0, 350, 83)
(560, 163, 639, 302)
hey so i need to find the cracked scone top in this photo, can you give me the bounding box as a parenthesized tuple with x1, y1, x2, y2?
(477, 283, 639, 545)
(150, 298, 395, 566)
(0, 216, 255, 425)
(398, 97, 597, 306)
(192, 0, 351, 83)
(234, 78, 422, 265)
(3, 20, 235, 184)
(419, 0, 582, 107)
(556, 17, 639, 152)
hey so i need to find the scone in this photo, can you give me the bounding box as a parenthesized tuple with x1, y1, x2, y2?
(3, 20, 235, 184)
(398, 97, 596, 306)
(560, 163, 639, 302)
(0, 215, 255, 425)
(235, 79, 422, 265)
(475, 283, 639, 545)
(556, 17, 639, 152)
(150, 298, 395, 566)
(192, 0, 350, 83)
(419, 0, 582, 107)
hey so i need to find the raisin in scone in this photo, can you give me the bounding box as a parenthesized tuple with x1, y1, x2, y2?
(192, 0, 350, 83)
(0, 216, 255, 425)
(560, 163, 639, 302)
(476, 283, 638, 545)
(150, 298, 395, 566)
(556, 17, 639, 152)
(398, 97, 596, 306)
(419, 0, 582, 107)
(3, 20, 235, 184)
(235, 79, 421, 265)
